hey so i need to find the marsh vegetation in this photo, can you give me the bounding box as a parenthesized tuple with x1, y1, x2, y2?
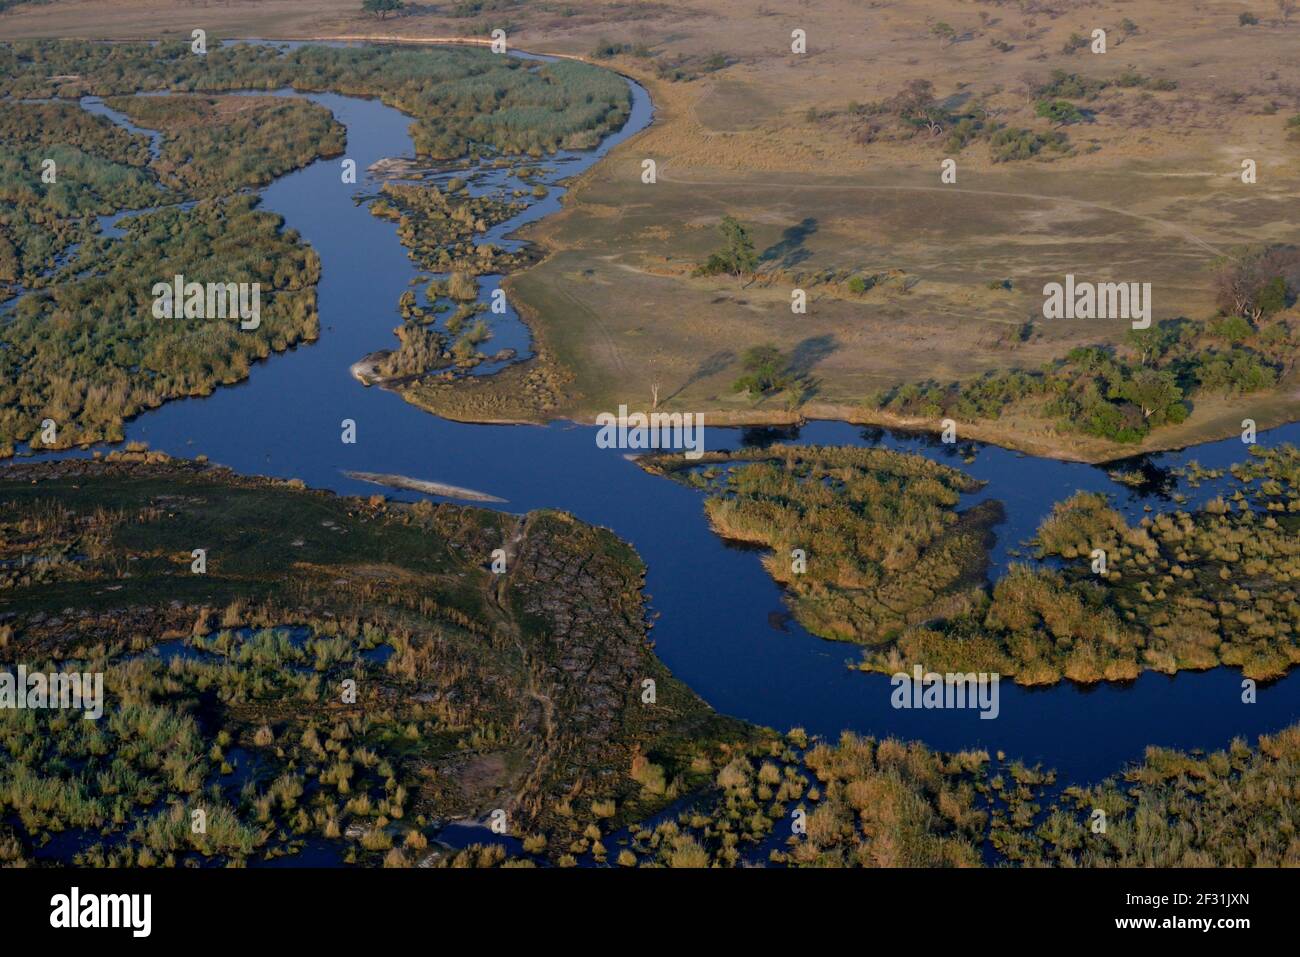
(0, 40, 631, 160)
(640, 446, 1000, 644)
(644, 441, 1300, 688)
(101, 95, 345, 197)
(0, 456, 751, 866)
(0, 197, 320, 457)
(857, 444, 1300, 685)
(609, 721, 1300, 868)
(0, 38, 635, 456)
(0, 100, 161, 296)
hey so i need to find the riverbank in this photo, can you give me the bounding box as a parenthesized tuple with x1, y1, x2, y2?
(398, 355, 1300, 465)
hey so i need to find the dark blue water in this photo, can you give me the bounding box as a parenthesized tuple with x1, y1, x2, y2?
(18, 50, 1300, 786)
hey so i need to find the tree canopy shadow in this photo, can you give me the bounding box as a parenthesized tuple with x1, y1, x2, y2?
(788, 334, 838, 378)
(666, 349, 734, 403)
(786, 334, 838, 402)
(760, 217, 818, 270)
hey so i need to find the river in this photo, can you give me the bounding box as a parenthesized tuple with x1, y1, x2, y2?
(14, 44, 1299, 787)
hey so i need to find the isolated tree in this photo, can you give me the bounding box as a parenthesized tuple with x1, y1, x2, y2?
(719, 216, 758, 276)
(732, 344, 790, 395)
(1036, 99, 1084, 125)
(696, 215, 758, 281)
(1213, 247, 1300, 320)
(895, 79, 936, 116)
(362, 0, 405, 19)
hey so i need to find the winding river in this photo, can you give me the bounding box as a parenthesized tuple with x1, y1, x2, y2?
(17, 44, 1300, 787)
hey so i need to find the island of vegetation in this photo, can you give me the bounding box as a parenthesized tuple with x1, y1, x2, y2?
(641, 443, 1300, 687)
(0, 196, 321, 456)
(359, 177, 533, 382)
(856, 444, 1300, 685)
(101, 94, 346, 197)
(638, 445, 1002, 643)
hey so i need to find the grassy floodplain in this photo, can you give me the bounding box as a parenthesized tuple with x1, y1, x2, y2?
(0, 454, 754, 867)
(621, 723, 1300, 867)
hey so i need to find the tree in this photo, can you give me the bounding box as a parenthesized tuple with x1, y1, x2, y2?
(894, 79, 936, 118)
(931, 22, 957, 47)
(1213, 247, 1300, 321)
(1123, 369, 1184, 424)
(732, 344, 790, 396)
(695, 215, 758, 281)
(362, 0, 405, 19)
(1124, 325, 1177, 366)
(1036, 99, 1084, 125)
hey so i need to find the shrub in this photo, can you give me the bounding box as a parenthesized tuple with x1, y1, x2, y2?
(1035, 99, 1085, 125)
